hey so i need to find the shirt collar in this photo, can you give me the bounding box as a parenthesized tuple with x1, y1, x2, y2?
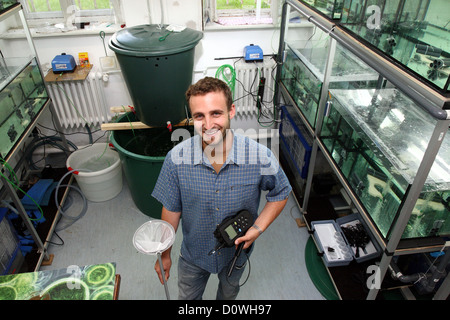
(193, 130, 239, 168)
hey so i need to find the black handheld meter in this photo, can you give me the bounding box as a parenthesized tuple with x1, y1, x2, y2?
(211, 210, 255, 279)
(214, 210, 253, 248)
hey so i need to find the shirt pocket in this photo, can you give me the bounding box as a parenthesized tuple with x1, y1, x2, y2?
(226, 176, 259, 212)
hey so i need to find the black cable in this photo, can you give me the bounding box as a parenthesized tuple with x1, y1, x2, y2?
(232, 56, 280, 125)
(227, 242, 245, 277)
(45, 231, 64, 246)
(226, 250, 252, 288)
(37, 121, 102, 136)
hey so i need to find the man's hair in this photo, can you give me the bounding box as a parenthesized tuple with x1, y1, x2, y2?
(185, 77, 233, 111)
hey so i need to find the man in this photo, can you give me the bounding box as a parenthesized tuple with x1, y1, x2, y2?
(151, 77, 291, 300)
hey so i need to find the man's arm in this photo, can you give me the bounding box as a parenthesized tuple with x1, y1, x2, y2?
(235, 197, 288, 250)
(154, 207, 181, 284)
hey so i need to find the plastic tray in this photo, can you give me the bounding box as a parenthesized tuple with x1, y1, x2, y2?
(311, 220, 353, 267)
(336, 213, 382, 263)
(311, 213, 382, 267)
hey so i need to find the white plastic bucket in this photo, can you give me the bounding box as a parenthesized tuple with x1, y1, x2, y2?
(66, 143, 123, 202)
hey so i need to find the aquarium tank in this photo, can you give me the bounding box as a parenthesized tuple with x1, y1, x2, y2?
(320, 87, 449, 240)
(340, 0, 450, 93)
(301, 0, 345, 20)
(281, 35, 378, 128)
(0, 57, 48, 159)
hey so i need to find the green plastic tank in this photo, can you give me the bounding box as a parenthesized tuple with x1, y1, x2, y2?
(109, 24, 203, 127)
(110, 112, 194, 218)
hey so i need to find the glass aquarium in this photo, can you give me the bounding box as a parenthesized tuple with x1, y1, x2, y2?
(320, 87, 449, 240)
(301, 0, 345, 20)
(0, 57, 48, 159)
(0, 1, 18, 14)
(340, 0, 450, 92)
(281, 36, 378, 128)
(281, 44, 323, 128)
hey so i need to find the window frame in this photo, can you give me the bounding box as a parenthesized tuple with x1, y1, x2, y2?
(204, 0, 280, 29)
(20, 0, 115, 24)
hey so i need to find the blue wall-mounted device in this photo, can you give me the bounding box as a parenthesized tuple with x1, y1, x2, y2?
(52, 53, 76, 73)
(244, 44, 263, 62)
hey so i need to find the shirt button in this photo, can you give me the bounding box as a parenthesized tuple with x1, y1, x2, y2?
(215, 190, 219, 193)
(216, 207, 219, 211)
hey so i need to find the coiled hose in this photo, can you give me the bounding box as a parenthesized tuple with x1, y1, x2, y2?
(215, 64, 236, 97)
(54, 169, 89, 231)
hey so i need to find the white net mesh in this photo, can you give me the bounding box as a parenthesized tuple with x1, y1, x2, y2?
(133, 220, 175, 255)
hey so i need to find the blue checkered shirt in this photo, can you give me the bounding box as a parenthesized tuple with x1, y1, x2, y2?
(151, 132, 291, 273)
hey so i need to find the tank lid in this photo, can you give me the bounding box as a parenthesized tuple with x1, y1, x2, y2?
(109, 24, 203, 56)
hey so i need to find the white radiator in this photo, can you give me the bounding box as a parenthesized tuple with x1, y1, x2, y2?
(234, 57, 277, 116)
(47, 70, 111, 129)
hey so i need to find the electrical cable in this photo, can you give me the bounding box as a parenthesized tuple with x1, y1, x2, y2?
(53, 169, 89, 232)
(45, 230, 64, 246)
(37, 118, 100, 138)
(226, 249, 252, 288)
(258, 58, 280, 126)
(84, 123, 94, 144)
(232, 56, 279, 126)
(25, 136, 78, 170)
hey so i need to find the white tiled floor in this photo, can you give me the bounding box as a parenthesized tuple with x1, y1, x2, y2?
(41, 178, 324, 300)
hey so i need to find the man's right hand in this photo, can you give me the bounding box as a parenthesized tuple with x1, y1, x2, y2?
(154, 251, 172, 284)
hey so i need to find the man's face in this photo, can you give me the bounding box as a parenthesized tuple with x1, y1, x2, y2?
(189, 91, 236, 149)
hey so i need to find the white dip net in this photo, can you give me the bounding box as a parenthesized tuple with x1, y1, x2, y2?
(133, 220, 175, 255)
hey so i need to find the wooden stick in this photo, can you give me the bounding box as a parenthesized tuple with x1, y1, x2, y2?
(110, 106, 134, 113)
(101, 118, 193, 131)
(101, 121, 151, 130)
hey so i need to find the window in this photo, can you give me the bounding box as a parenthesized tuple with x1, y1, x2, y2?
(20, 0, 117, 24)
(204, 0, 280, 28)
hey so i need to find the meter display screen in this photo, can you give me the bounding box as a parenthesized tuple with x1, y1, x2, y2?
(225, 225, 237, 239)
